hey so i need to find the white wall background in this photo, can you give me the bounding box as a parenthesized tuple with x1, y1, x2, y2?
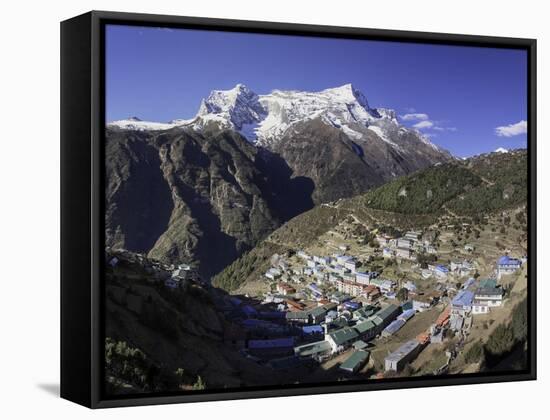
(0, 0, 547, 418)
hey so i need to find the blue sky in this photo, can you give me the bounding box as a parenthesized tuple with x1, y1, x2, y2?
(106, 24, 528, 157)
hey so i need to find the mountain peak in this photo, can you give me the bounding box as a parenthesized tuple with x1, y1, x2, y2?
(320, 83, 370, 109)
(196, 84, 265, 130)
(191, 83, 407, 145)
(233, 83, 250, 91)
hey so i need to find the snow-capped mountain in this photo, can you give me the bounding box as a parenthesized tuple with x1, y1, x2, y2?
(108, 83, 445, 155)
(106, 84, 454, 271)
(495, 147, 509, 154)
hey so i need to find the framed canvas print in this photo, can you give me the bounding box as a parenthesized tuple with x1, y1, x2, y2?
(60, 11, 536, 408)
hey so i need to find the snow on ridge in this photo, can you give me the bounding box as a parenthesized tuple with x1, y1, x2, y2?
(406, 127, 443, 153)
(367, 125, 401, 150)
(106, 84, 447, 157)
(374, 108, 398, 124)
(108, 118, 180, 131)
(495, 147, 509, 154)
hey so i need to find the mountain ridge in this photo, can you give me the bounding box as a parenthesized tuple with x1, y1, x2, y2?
(108, 83, 450, 158)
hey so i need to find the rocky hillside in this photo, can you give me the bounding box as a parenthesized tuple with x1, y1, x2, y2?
(104, 257, 290, 395)
(268, 116, 450, 204)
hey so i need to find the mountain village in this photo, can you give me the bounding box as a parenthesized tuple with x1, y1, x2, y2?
(106, 201, 527, 380)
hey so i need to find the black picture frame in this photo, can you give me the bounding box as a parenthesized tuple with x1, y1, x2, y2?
(61, 10, 537, 409)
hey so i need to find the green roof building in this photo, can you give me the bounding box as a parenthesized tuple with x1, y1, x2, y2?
(353, 319, 377, 340)
(352, 340, 368, 350)
(370, 316, 383, 327)
(340, 350, 370, 373)
(376, 304, 400, 321)
(401, 301, 414, 311)
(307, 305, 332, 323)
(371, 304, 401, 331)
(285, 311, 310, 323)
(478, 278, 498, 289)
(294, 340, 332, 359)
(327, 327, 359, 353)
(353, 305, 379, 321)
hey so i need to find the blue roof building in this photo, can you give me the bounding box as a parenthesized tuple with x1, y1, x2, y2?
(434, 264, 449, 278)
(382, 318, 406, 336)
(497, 255, 522, 279)
(343, 301, 361, 311)
(248, 337, 295, 350)
(462, 277, 476, 290)
(398, 309, 416, 321)
(309, 283, 322, 294)
(302, 325, 324, 335)
(497, 255, 521, 268)
(452, 290, 475, 308)
(241, 305, 258, 317)
(229, 297, 243, 306)
(498, 255, 522, 267)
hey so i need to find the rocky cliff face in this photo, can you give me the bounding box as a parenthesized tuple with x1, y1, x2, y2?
(106, 127, 314, 278)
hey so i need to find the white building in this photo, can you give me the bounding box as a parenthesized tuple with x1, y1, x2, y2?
(397, 238, 414, 249)
(336, 280, 364, 297)
(384, 340, 422, 372)
(473, 287, 503, 311)
(404, 231, 421, 241)
(313, 255, 330, 266)
(355, 272, 370, 285)
(344, 259, 357, 272)
(395, 247, 413, 260)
